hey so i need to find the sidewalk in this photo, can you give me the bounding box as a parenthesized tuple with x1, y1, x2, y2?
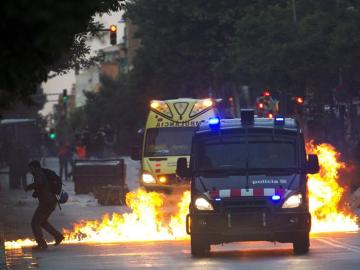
(1, 221, 6, 269)
(0, 166, 7, 269)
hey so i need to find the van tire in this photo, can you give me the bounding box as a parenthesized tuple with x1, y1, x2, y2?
(191, 235, 210, 257)
(293, 233, 310, 255)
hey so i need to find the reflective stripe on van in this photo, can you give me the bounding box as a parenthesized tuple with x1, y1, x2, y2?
(210, 188, 287, 198)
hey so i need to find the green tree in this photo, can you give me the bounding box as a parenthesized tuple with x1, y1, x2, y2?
(0, 0, 124, 110)
(126, 0, 360, 102)
(126, 0, 241, 98)
(72, 75, 145, 153)
(229, 0, 360, 99)
(1, 86, 46, 119)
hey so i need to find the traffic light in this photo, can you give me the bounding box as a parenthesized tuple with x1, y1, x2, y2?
(62, 89, 68, 103)
(295, 96, 304, 105)
(257, 102, 264, 109)
(110, 25, 117, 45)
(293, 96, 304, 116)
(49, 129, 56, 140)
(263, 89, 271, 97)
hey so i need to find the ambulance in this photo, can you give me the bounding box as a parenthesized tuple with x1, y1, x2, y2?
(132, 98, 220, 192)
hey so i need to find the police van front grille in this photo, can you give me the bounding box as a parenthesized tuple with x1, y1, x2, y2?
(229, 207, 266, 213)
(221, 199, 268, 208)
(230, 212, 263, 229)
(226, 208, 270, 231)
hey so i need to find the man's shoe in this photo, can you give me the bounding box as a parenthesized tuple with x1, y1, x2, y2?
(54, 235, 64, 246)
(32, 245, 47, 251)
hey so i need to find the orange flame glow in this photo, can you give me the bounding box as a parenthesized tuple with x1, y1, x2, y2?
(307, 141, 358, 233)
(5, 142, 359, 250)
(5, 189, 190, 249)
(63, 189, 190, 243)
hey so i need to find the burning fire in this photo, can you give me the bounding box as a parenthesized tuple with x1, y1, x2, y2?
(4, 142, 359, 250)
(5, 189, 190, 249)
(64, 189, 190, 243)
(307, 141, 358, 233)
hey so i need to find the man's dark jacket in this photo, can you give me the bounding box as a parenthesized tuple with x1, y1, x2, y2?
(27, 168, 57, 206)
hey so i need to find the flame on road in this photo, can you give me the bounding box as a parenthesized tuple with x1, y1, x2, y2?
(4, 142, 359, 250)
(307, 142, 358, 233)
(64, 189, 190, 243)
(4, 189, 190, 249)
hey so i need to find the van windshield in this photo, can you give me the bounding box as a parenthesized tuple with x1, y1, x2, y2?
(197, 138, 297, 171)
(144, 127, 195, 157)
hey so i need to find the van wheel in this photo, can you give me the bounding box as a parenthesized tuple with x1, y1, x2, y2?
(293, 233, 310, 255)
(191, 235, 210, 257)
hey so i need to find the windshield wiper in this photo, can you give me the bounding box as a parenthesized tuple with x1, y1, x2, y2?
(199, 176, 208, 192)
(245, 158, 249, 189)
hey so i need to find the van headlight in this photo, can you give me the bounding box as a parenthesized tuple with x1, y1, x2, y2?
(142, 173, 156, 184)
(282, 194, 303, 208)
(194, 197, 214, 211)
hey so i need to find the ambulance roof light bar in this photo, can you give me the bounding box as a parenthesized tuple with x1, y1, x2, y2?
(150, 100, 161, 109)
(241, 109, 254, 125)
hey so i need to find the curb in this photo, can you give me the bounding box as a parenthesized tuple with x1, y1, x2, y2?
(0, 222, 6, 269)
(0, 242, 5, 270)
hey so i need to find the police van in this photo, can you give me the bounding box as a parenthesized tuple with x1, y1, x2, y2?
(132, 98, 221, 192)
(177, 110, 320, 257)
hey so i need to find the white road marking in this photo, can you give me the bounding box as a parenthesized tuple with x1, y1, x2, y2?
(315, 238, 360, 253)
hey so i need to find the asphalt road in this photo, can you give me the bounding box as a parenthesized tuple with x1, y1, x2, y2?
(4, 232, 360, 270)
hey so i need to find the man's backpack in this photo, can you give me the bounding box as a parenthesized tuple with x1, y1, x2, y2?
(43, 169, 62, 195)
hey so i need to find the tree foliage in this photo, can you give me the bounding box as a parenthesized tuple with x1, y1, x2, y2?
(126, 0, 240, 98)
(0, 0, 123, 109)
(230, 0, 360, 99)
(70, 75, 145, 152)
(1, 87, 46, 119)
(126, 0, 360, 101)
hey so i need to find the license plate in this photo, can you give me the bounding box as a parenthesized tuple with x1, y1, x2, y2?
(227, 212, 266, 229)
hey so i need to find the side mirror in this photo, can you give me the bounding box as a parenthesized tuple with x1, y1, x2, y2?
(131, 146, 141, 161)
(176, 157, 191, 178)
(307, 154, 320, 174)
